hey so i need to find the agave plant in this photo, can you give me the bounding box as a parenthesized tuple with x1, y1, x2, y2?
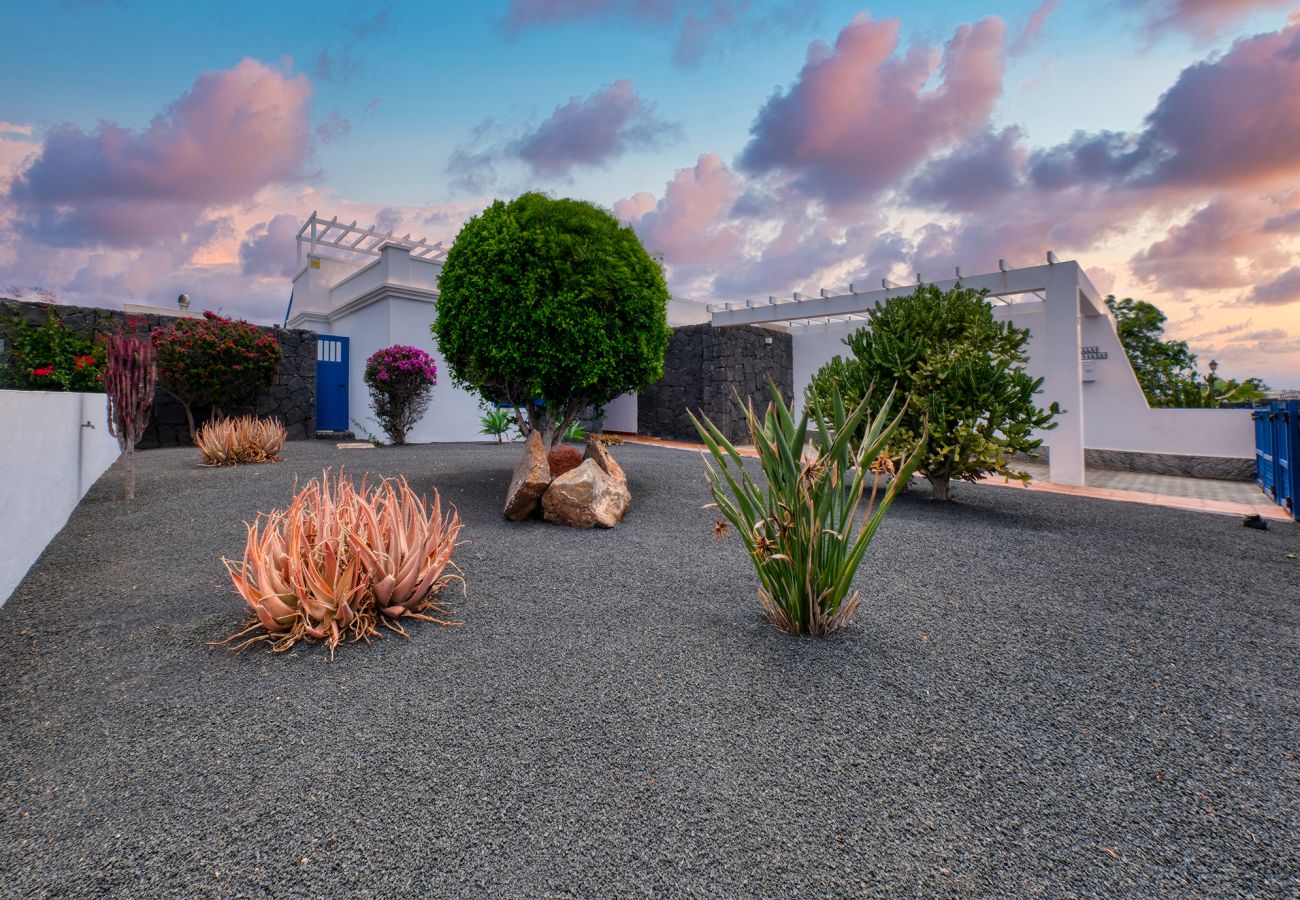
(217, 471, 463, 657)
(689, 381, 924, 636)
(196, 415, 287, 465)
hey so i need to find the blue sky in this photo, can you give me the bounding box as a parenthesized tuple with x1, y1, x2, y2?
(2, 0, 1298, 385)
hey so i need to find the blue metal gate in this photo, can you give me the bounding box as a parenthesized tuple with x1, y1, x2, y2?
(316, 335, 349, 432)
(1253, 400, 1298, 520)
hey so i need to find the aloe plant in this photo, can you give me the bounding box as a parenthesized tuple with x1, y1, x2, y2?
(689, 381, 924, 636)
(216, 471, 463, 657)
(195, 415, 286, 465)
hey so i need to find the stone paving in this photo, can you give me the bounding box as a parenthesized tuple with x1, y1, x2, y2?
(1014, 461, 1262, 502)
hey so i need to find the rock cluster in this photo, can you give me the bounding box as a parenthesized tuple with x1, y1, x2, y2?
(503, 433, 631, 528)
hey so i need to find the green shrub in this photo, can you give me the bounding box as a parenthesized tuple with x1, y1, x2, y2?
(691, 381, 922, 636)
(807, 283, 1058, 501)
(2, 308, 106, 391)
(434, 192, 670, 447)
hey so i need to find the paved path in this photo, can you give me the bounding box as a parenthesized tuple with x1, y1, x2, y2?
(623, 435, 1292, 522)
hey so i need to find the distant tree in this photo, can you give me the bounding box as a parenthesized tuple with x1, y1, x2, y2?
(1105, 296, 1268, 407)
(806, 283, 1058, 502)
(433, 192, 670, 446)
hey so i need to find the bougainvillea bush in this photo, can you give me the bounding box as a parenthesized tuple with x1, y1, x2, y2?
(151, 312, 282, 438)
(2, 308, 106, 391)
(364, 345, 437, 445)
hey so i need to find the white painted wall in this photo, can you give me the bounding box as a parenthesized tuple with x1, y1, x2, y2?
(0, 390, 121, 605)
(790, 304, 1255, 462)
(603, 393, 638, 433)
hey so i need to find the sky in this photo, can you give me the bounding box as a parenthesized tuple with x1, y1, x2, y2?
(1, 0, 1298, 387)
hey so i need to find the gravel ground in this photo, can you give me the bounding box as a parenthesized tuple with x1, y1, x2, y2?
(1, 440, 1296, 898)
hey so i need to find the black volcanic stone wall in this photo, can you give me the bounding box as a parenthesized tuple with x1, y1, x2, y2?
(638, 323, 793, 443)
(0, 299, 317, 448)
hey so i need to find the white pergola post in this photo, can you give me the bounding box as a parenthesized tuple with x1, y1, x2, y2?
(1041, 263, 1086, 485)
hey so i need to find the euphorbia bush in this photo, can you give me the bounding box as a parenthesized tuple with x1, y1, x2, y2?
(691, 381, 923, 636)
(364, 345, 437, 445)
(216, 471, 463, 658)
(152, 312, 282, 438)
(2, 308, 106, 391)
(104, 332, 156, 500)
(195, 415, 286, 466)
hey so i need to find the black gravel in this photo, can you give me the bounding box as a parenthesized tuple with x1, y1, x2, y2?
(1, 441, 1297, 898)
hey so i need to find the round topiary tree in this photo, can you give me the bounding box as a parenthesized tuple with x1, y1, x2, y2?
(363, 345, 438, 445)
(152, 312, 282, 438)
(806, 282, 1059, 502)
(433, 192, 671, 447)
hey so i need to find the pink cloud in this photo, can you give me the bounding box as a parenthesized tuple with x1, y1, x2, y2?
(1247, 267, 1300, 306)
(1031, 21, 1300, 192)
(738, 14, 1006, 206)
(1009, 0, 1057, 55)
(239, 213, 300, 278)
(503, 1, 816, 65)
(8, 59, 312, 247)
(615, 152, 742, 282)
(513, 79, 676, 176)
(1137, 0, 1292, 38)
(1130, 199, 1294, 290)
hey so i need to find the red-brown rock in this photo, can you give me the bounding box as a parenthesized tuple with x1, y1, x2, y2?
(548, 444, 582, 477)
(503, 430, 551, 521)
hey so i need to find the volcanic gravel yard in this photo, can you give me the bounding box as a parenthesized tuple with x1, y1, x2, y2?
(1, 440, 1296, 897)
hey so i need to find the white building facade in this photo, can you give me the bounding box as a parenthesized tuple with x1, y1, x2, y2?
(711, 259, 1254, 486)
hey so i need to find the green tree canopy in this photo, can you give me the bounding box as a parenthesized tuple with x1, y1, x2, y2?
(806, 283, 1058, 501)
(433, 192, 671, 445)
(1106, 295, 1267, 407)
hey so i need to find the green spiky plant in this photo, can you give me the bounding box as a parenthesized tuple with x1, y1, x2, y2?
(690, 381, 924, 636)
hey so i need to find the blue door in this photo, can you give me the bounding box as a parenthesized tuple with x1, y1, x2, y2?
(316, 335, 349, 431)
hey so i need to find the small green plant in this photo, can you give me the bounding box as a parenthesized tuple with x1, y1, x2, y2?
(2, 307, 106, 391)
(480, 408, 515, 443)
(563, 421, 587, 443)
(691, 381, 923, 636)
(351, 418, 384, 447)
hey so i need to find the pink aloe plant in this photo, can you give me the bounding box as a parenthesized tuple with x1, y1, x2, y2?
(104, 332, 157, 500)
(216, 471, 463, 658)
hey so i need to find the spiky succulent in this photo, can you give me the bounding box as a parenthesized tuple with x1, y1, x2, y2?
(216, 471, 463, 657)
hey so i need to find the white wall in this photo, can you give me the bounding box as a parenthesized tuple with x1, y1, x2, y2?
(603, 392, 638, 433)
(0, 390, 121, 605)
(790, 305, 1255, 462)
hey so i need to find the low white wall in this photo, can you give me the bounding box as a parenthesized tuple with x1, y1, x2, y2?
(0, 390, 121, 605)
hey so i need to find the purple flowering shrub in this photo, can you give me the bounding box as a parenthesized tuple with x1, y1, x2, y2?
(363, 345, 438, 445)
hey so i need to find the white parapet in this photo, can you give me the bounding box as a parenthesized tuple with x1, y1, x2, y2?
(0, 390, 121, 605)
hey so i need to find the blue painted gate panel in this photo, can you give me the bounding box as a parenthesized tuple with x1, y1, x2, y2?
(1253, 400, 1298, 520)
(316, 335, 349, 432)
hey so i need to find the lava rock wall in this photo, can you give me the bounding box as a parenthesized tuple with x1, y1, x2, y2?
(638, 324, 793, 443)
(0, 299, 317, 448)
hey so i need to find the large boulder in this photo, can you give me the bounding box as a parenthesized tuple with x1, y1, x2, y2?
(503, 430, 551, 521)
(583, 440, 627, 489)
(542, 458, 631, 529)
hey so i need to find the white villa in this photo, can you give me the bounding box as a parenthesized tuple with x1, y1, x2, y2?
(285, 213, 1253, 486)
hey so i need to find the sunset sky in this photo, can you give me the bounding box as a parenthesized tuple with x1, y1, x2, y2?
(2, 0, 1298, 386)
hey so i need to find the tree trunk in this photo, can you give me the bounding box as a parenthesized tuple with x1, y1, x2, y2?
(181, 401, 196, 441)
(124, 447, 136, 501)
(928, 473, 952, 502)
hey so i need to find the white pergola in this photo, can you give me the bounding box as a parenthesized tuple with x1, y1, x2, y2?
(708, 258, 1109, 486)
(295, 211, 447, 270)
